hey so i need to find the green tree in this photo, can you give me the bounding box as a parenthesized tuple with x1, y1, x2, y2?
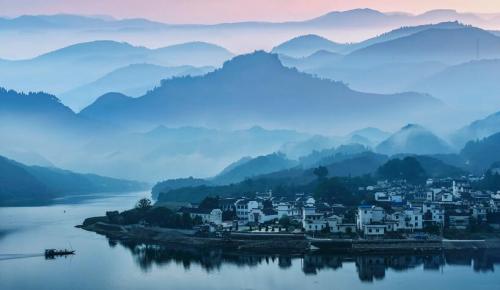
(135, 198, 152, 211)
(199, 196, 219, 210)
(377, 157, 427, 185)
(314, 177, 358, 205)
(279, 215, 291, 228)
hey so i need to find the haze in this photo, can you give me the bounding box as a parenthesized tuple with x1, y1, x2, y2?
(2, 0, 500, 23)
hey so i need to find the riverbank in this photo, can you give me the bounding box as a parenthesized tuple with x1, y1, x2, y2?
(78, 219, 500, 254)
(78, 221, 309, 254)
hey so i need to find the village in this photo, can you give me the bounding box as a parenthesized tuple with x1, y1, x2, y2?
(177, 176, 500, 240)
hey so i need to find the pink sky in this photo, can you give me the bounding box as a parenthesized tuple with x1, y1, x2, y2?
(2, 0, 500, 24)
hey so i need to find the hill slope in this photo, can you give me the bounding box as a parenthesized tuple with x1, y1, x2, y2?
(212, 153, 298, 185)
(452, 110, 500, 148)
(461, 132, 500, 173)
(344, 27, 500, 66)
(376, 124, 452, 156)
(412, 59, 500, 112)
(272, 34, 346, 57)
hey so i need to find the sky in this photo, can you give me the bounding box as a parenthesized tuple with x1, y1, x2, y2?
(2, 0, 500, 24)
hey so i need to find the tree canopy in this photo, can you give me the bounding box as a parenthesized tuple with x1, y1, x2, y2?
(377, 157, 427, 184)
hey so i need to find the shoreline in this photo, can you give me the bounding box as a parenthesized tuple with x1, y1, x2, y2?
(78, 220, 500, 254)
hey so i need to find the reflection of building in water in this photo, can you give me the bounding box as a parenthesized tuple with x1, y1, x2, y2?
(445, 251, 472, 266)
(423, 254, 445, 271)
(356, 256, 386, 282)
(302, 254, 343, 275)
(115, 240, 500, 281)
(278, 256, 292, 269)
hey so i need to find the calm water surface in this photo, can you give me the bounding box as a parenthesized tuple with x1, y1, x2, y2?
(1, 192, 500, 290)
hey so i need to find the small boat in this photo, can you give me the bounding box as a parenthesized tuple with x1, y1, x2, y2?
(44, 249, 75, 258)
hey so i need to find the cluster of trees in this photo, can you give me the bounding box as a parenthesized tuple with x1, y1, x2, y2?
(109, 198, 203, 228)
(377, 157, 427, 184)
(477, 170, 500, 191)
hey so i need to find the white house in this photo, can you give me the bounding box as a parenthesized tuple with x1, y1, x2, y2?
(248, 208, 278, 224)
(277, 202, 296, 219)
(363, 224, 386, 237)
(441, 192, 454, 202)
(422, 203, 445, 226)
(391, 207, 423, 231)
(182, 208, 223, 225)
(235, 199, 259, 222)
(356, 205, 385, 231)
(302, 205, 328, 232)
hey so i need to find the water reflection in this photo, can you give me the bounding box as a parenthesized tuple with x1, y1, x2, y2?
(113, 239, 500, 281)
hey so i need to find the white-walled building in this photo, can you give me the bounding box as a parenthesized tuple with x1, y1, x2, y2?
(391, 207, 423, 231)
(356, 205, 385, 230)
(235, 199, 259, 222)
(181, 208, 223, 225)
(422, 203, 445, 226)
(277, 202, 298, 219)
(248, 208, 278, 224)
(302, 205, 328, 232)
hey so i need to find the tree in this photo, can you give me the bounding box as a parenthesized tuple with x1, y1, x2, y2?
(135, 198, 152, 211)
(313, 166, 329, 180)
(377, 157, 427, 185)
(262, 199, 273, 209)
(199, 196, 219, 210)
(279, 215, 291, 228)
(479, 170, 500, 191)
(314, 177, 358, 205)
(222, 209, 237, 221)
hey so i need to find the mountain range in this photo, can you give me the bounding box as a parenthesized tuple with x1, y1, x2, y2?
(79, 51, 441, 132)
(60, 64, 214, 110)
(2, 8, 500, 61)
(0, 85, 316, 182)
(0, 154, 146, 206)
(275, 23, 500, 115)
(0, 40, 232, 108)
(342, 26, 500, 66)
(2, 9, 499, 33)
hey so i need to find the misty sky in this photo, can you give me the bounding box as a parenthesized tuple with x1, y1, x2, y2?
(2, 0, 500, 24)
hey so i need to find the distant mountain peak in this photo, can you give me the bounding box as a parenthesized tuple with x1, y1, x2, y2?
(401, 123, 423, 130)
(322, 8, 385, 17)
(376, 123, 451, 156)
(420, 9, 458, 16)
(271, 34, 344, 57)
(221, 50, 284, 71)
(156, 41, 232, 53)
(80, 92, 132, 115)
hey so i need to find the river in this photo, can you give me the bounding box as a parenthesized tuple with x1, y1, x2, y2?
(1, 192, 500, 290)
